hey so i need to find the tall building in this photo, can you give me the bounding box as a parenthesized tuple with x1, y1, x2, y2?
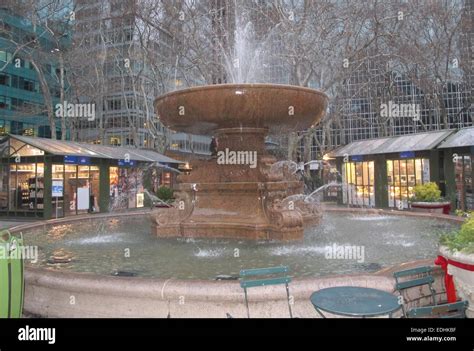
(73, 0, 163, 148)
(73, 0, 211, 155)
(0, 6, 70, 139)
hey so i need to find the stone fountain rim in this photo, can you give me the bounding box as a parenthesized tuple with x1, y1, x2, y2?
(19, 208, 454, 317)
(154, 83, 329, 103)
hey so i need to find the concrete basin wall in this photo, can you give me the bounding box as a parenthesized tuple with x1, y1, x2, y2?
(12, 208, 454, 318)
(24, 268, 397, 318)
(24, 262, 446, 318)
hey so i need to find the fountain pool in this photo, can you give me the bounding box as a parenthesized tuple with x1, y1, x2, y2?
(22, 211, 458, 280)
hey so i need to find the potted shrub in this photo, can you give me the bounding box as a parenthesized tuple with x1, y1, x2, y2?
(438, 217, 474, 317)
(155, 186, 174, 208)
(410, 182, 451, 214)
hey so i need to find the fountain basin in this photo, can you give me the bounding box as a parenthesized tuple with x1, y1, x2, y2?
(155, 84, 328, 135)
(15, 208, 459, 318)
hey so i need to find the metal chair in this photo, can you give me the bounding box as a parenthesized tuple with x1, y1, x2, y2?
(407, 300, 468, 318)
(239, 266, 292, 318)
(393, 265, 436, 316)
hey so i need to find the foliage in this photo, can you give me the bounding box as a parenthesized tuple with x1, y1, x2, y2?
(411, 182, 442, 202)
(455, 209, 474, 218)
(441, 216, 474, 253)
(156, 186, 174, 203)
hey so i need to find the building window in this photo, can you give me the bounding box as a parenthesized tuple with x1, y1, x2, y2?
(110, 137, 121, 146)
(0, 73, 9, 86)
(8, 163, 44, 212)
(342, 161, 375, 207)
(387, 158, 430, 209)
(455, 155, 473, 211)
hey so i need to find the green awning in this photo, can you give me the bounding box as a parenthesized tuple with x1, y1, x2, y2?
(437, 127, 474, 149)
(329, 130, 454, 157)
(3, 135, 183, 164)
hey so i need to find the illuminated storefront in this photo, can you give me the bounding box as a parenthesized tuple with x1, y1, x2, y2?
(387, 157, 430, 209)
(0, 135, 182, 218)
(342, 160, 375, 207)
(329, 130, 454, 209)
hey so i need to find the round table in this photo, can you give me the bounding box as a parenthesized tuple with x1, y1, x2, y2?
(310, 286, 402, 318)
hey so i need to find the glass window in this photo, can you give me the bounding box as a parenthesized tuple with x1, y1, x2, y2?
(34, 163, 44, 210)
(9, 164, 16, 210)
(387, 158, 430, 209)
(0, 165, 8, 210)
(8, 163, 43, 212)
(77, 166, 90, 214)
(109, 166, 125, 210)
(90, 166, 100, 212)
(455, 155, 473, 211)
(342, 161, 374, 207)
(52, 165, 64, 218)
(0, 73, 9, 86)
(9, 139, 43, 157)
(64, 165, 77, 216)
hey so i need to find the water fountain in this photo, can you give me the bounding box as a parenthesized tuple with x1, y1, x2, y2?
(153, 84, 327, 240)
(15, 6, 464, 319)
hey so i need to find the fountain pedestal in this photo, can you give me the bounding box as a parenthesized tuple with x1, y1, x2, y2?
(153, 84, 327, 240)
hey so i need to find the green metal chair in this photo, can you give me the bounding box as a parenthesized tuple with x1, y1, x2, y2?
(393, 265, 436, 316)
(239, 266, 292, 318)
(407, 300, 468, 318)
(0, 230, 25, 318)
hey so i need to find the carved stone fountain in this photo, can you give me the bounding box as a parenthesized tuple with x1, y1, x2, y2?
(153, 84, 327, 240)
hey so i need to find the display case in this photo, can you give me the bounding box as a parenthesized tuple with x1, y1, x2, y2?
(28, 177, 44, 210)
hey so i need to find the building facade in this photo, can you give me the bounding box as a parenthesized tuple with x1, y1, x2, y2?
(0, 7, 69, 139)
(0, 134, 182, 219)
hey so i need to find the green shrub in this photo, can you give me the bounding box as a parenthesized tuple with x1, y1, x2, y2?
(441, 216, 474, 253)
(412, 182, 442, 202)
(156, 186, 174, 203)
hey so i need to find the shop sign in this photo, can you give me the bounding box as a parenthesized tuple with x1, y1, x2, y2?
(136, 193, 144, 208)
(118, 159, 136, 167)
(64, 156, 91, 165)
(52, 180, 63, 197)
(78, 157, 91, 165)
(64, 155, 77, 164)
(400, 151, 415, 159)
(309, 161, 320, 170)
(351, 155, 364, 162)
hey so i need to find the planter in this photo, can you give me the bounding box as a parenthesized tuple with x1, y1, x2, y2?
(439, 246, 474, 318)
(154, 204, 172, 208)
(411, 201, 451, 215)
